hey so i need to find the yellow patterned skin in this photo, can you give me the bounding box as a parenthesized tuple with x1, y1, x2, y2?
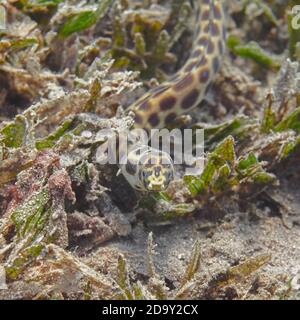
(121, 0, 226, 192)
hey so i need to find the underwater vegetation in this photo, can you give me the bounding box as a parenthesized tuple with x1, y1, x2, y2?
(0, 0, 300, 300)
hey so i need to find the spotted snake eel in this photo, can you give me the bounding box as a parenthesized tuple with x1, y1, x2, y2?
(119, 0, 226, 192)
